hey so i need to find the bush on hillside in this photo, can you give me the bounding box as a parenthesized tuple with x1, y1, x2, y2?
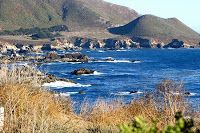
(0, 25, 68, 39)
(120, 112, 200, 133)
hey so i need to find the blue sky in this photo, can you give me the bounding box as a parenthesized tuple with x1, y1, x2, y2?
(105, 0, 200, 33)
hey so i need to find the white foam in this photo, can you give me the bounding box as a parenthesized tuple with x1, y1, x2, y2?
(67, 62, 82, 64)
(55, 92, 79, 97)
(189, 93, 197, 96)
(17, 62, 29, 67)
(45, 62, 61, 65)
(167, 48, 175, 50)
(82, 71, 104, 76)
(93, 60, 131, 63)
(93, 71, 104, 75)
(97, 50, 105, 53)
(42, 81, 91, 88)
(132, 60, 141, 64)
(104, 57, 113, 60)
(112, 91, 143, 96)
(93, 57, 141, 63)
(116, 49, 129, 52)
(112, 60, 131, 63)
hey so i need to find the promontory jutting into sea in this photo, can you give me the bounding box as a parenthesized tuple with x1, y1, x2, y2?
(0, 0, 199, 132)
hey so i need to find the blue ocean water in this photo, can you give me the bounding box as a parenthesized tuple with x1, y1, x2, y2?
(39, 49, 200, 107)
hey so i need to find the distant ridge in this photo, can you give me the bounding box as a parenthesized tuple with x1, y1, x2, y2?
(108, 15, 200, 43)
(0, 0, 138, 31)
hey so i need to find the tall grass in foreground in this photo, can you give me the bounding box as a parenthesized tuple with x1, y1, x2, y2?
(80, 80, 200, 132)
(0, 65, 199, 132)
(0, 65, 88, 132)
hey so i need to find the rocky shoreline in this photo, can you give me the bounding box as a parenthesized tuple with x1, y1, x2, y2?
(0, 37, 200, 56)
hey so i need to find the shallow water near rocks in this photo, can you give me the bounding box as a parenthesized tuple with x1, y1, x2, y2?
(39, 49, 200, 109)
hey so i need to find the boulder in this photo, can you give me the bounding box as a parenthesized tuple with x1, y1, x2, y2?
(0, 44, 7, 53)
(46, 52, 59, 60)
(131, 37, 152, 48)
(103, 38, 118, 49)
(17, 46, 30, 54)
(156, 44, 162, 48)
(129, 91, 138, 94)
(61, 53, 89, 62)
(15, 43, 24, 49)
(184, 92, 191, 96)
(103, 57, 115, 61)
(71, 68, 94, 75)
(131, 60, 141, 63)
(41, 44, 52, 51)
(164, 39, 184, 48)
(30, 45, 42, 52)
(41, 74, 75, 84)
(78, 91, 86, 94)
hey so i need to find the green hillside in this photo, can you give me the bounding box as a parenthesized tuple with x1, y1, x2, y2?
(108, 15, 200, 42)
(0, 0, 138, 31)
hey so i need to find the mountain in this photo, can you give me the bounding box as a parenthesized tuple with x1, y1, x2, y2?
(0, 0, 138, 31)
(108, 15, 200, 43)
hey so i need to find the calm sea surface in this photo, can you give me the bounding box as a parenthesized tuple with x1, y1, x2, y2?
(39, 49, 200, 108)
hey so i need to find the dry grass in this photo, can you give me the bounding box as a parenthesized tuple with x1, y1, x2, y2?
(0, 65, 198, 132)
(0, 65, 90, 132)
(80, 80, 191, 132)
(0, 84, 71, 132)
(0, 64, 41, 85)
(61, 30, 119, 40)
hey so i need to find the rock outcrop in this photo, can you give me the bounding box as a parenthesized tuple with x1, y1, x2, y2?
(0, 47, 89, 64)
(131, 37, 152, 48)
(44, 52, 89, 63)
(0, 36, 199, 59)
(41, 74, 75, 84)
(163, 39, 184, 48)
(71, 68, 94, 75)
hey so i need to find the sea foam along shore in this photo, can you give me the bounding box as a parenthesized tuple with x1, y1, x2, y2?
(82, 71, 104, 76)
(111, 91, 143, 96)
(54, 92, 79, 97)
(42, 81, 91, 88)
(93, 60, 135, 63)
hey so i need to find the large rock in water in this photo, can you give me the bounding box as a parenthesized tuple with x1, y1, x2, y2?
(71, 68, 94, 75)
(163, 39, 184, 48)
(131, 37, 152, 48)
(44, 52, 89, 62)
(61, 53, 89, 62)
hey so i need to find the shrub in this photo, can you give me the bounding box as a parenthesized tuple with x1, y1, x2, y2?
(0, 25, 67, 39)
(120, 112, 199, 133)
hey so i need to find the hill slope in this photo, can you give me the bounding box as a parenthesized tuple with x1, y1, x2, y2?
(108, 15, 200, 43)
(0, 0, 138, 31)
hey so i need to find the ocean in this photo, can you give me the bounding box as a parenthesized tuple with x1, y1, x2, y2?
(39, 49, 200, 109)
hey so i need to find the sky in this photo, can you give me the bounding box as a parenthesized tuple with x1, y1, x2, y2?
(105, 0, 200, 33)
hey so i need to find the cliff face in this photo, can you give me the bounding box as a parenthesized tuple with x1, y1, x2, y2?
(0, 0, 138, 31)
(1, 36, 199, 56)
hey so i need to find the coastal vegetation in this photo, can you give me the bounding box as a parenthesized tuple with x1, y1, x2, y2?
(0, 0, 138, 31)
(0, 25, 68, 40)
(0, 0, 199, 48)
(0, 65, 199, 132)
(0, 0, 199, 133)
(108, 15, 200, 44)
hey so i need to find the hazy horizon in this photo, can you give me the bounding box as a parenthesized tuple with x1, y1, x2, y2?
(105, 0, 200, 33)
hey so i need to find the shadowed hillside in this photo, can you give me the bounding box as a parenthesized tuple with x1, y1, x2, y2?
(108, 15, 200, 43)
(0, 0, 138, 31)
